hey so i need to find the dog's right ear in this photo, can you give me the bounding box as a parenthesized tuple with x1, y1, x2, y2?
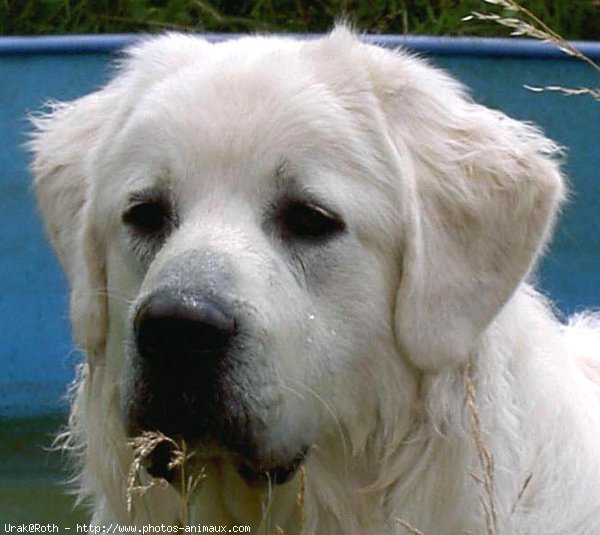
(30, 93, 113, 362)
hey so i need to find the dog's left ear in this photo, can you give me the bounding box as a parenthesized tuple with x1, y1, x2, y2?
(360, 37, 566, 370)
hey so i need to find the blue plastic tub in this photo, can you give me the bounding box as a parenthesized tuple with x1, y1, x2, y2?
(1, 34, 599, 416)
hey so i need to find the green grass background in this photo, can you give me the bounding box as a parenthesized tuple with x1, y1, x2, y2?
(0, 416, 87, 524)
(1, 0, 599, 40)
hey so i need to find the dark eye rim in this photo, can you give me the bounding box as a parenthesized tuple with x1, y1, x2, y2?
(279, 199, 346, 242)
(122, 190, 175, 237)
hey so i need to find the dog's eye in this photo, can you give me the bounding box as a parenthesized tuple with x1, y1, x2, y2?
(280, 201, 345, 242)
(123, 197, 172, 236)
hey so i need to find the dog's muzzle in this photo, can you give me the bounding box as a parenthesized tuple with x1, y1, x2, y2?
(127, 286, 307, 485)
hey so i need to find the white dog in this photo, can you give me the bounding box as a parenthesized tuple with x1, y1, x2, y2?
(31, 27, 600, 534)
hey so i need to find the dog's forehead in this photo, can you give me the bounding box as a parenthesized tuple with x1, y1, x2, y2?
(109, 41, 373, 197)
(91, 35, 402, 243)
(145, 53, 344, 160)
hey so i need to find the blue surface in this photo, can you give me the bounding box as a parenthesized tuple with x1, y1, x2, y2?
(1, 52, 112, 416)
(2, 33, 600, 59)
(1, 35, 599, 416)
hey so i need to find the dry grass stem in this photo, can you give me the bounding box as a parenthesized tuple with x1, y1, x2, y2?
(395, 517, 427, 535)
(174, 438, 207, 524)
(510, 472, 533, 516)
(465, 361, 497, 535)
(524, 85, 600, 101)
(127, 431, 205, 525)
(297, 466, 307, 535)
(127, 431, 173, 516)
(464, 0, 600, 101)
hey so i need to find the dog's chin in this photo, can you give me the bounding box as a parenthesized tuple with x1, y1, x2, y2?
(143, 438, 308, 487)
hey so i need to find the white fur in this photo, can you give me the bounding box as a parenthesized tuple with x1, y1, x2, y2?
(30, 27, 600, 534)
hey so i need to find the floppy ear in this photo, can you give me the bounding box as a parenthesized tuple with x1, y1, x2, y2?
(365, 43, 566, 370)
(30, 94, 112, 362)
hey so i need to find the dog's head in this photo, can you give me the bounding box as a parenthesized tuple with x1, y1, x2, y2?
(30, 28, 564, 486)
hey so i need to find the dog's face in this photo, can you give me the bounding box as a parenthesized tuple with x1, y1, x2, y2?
(31, 28, 563, 493)
(101, 45, 403, 482)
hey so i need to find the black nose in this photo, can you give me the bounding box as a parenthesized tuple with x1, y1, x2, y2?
(134, 290, 236, 365)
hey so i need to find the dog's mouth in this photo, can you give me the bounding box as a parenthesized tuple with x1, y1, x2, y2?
(234, 447, 308, 486)
(142, 437, 308, 487)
